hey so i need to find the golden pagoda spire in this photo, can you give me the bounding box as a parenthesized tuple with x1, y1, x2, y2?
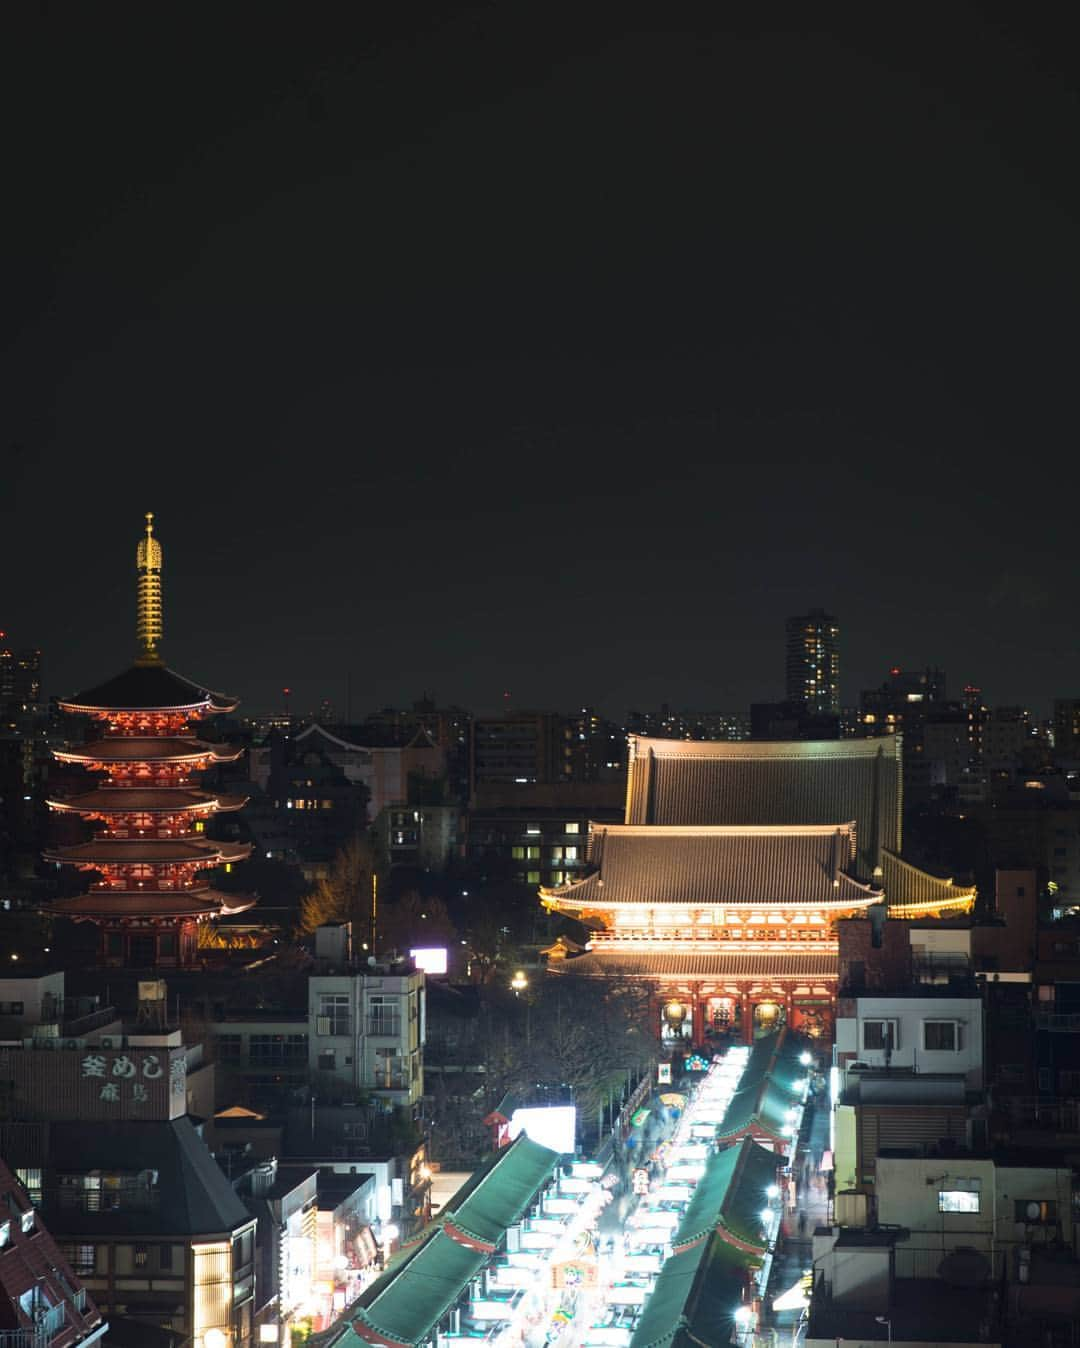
(135, 511, 164, 665)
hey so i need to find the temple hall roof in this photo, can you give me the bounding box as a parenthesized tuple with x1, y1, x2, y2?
(542, 823, 880, 909)
(60, 663, 238, 714)
(625, 735, 901, 878)
(881, 849, 976, 914)
(545, 948, 839, 980)
(55, 737, 243, 764)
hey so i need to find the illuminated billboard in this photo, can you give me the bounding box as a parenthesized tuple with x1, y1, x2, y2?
(410, 947, 448, 975)
(508, 1105, 577, 1154)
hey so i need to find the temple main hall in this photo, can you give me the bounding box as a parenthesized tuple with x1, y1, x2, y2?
(44, 514, 255, 967)
(542, 736, 975, 1043)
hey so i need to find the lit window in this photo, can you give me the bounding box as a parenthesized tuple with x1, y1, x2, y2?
(527, 871, 540, 885)
(564, 847, 578, 862)
(20, 1210, 33, 1234)
(0, 1222, 8, 1248)
(939, 1188, 980, 1213)
(565, 823, 580, 834)
(511, 846, 524, 860)
(526, 846, 540, 860)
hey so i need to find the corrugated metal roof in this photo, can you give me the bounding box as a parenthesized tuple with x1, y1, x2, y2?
(546, 948, 838, 980)
(625, 736, 901, 878)
(550, 823, 877, 908)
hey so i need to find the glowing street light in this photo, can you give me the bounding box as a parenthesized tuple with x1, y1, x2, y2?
(800, 1051, 813, 1066)
(511, 970, 528, 996)
(766, 1184, 780, 1199)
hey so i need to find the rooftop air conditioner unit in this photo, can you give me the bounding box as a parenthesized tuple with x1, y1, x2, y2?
(316, 1017, 331, 1036)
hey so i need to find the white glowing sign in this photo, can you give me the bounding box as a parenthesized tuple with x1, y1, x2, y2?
(508, 1105, 577, 1155)
(410, 947, 448, 974)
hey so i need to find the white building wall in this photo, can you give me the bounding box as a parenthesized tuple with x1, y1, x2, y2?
(842, 995, 983, 1088)
(876, 1157, 1074, 1280)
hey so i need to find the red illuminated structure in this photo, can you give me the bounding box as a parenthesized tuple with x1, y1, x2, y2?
(45, 514, 255, 967)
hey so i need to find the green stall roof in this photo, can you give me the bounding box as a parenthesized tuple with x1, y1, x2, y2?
(629, 1233, 747, 1348)
(324, 1134, 561, 1348)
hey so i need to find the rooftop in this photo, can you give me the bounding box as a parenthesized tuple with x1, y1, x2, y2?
(543, 822, 881, 909)
(60, 663, 237, 715)
(809, 1278, 1000, 1343)
(625, 734, 901, 878)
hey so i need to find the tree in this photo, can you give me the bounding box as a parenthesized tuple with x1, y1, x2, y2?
(297, 834, 377, 935)
(377, 890, 457, 957)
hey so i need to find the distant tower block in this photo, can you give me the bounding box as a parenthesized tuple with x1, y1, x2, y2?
(785, 608, 840, 717)
(44, 515, 256, 968)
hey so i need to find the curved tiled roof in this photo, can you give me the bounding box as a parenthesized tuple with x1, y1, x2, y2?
(48, 887, 255, 919)
(47, 787, 248, 813)
(881, 849, 976, 913)
(546, 948, 838, 980)
(60, 663, 238, 714)
(55, 737, 242, 764)
(544, 823, 878, 908)
(44, 838, 251, 865)
(625, 735, 901, 878)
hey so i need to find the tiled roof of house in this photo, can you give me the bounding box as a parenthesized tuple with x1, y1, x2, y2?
(625, 736, 902, 877)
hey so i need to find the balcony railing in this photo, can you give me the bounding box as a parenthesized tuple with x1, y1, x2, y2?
(0, 1301, 68, 1347)
(1000, 1095, 1080, 1132)
(1036, 1010, 1080, 1032)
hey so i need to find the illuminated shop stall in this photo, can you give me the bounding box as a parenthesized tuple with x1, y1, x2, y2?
(45, 514, 255, 965)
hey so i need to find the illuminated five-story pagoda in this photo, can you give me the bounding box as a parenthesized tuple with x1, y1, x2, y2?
(44, 513, 255, 967)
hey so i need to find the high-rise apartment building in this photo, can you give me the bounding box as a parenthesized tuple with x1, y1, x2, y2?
(785, 609, 840, 716)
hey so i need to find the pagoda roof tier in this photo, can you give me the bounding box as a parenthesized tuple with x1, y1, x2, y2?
(46, 888, 256, 919)
(60, 663, 238, 715)
(47, 787, 248, 814)
(625, 735, 901, 878)
(546, 947, 839, 980)
(541, 823, 881, 910)
(54, 736, 243, 765)
(881, 849, 976, 915)
(45, 838, 252, 866)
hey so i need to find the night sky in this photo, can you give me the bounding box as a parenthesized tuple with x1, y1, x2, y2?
(3, 6, 1078, 718)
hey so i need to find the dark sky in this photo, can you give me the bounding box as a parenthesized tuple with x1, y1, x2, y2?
(3, 5, 1078, 718)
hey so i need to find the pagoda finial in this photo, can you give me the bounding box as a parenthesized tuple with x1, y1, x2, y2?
(135, 511, 164, 665)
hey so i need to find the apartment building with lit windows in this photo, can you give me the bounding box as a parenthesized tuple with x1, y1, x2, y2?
(785, 608, 840, 717)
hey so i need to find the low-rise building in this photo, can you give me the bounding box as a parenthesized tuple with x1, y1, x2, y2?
(0, 1157, 108, 1348)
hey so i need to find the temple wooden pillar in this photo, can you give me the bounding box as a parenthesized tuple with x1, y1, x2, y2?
(740, 991, 753, 1044)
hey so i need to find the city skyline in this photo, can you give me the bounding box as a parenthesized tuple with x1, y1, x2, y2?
(3, 10, 1079, 719)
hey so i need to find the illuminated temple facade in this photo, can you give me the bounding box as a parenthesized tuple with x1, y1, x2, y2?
(45, 514, 254, 967)
(542, 736, 975, 1043)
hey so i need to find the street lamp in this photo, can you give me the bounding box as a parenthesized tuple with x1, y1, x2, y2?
(733, 1306, 753, 1338)
(511, 970, 528, 997)
(800, 1051, 813, 1066)
(875, 1315, 892, 1344)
